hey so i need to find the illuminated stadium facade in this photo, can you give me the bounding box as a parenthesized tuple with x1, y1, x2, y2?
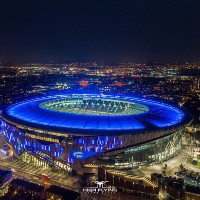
(1, 94, 191, 172)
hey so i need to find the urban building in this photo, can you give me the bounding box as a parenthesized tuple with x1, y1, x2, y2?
(0, 169, 12, 189)
(46, 185, 80, 200)
(185, 185, 200, 200)
(1, 179, 45, 199)
(98, 167, 159, 199)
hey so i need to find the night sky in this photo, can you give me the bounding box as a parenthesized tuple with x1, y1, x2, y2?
(0, 0, 200, 62)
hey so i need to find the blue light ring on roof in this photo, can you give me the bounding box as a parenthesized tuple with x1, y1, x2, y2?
(3, 94, 186, 134)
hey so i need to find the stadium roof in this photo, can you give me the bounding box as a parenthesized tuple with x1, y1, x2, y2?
(2, 94, 188, 136)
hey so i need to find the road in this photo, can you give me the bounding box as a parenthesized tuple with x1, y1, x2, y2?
(0, 158, 79, 190)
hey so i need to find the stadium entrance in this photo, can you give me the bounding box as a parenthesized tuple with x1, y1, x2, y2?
(20, 150, 70, 174)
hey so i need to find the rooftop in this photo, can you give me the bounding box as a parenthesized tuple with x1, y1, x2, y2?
(2, 94, 188, 136)
(46, 185, 80, 200)
(11, 179, 44, 192)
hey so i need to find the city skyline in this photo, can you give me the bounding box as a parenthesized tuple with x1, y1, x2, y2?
(0, 1, 200, 199)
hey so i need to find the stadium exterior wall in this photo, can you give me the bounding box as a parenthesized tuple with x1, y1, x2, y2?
(1, 120, 186, 171)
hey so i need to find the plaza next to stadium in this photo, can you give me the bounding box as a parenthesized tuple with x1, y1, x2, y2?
(1, 94, 191, 173)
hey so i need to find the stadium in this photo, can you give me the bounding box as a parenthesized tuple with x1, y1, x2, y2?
(1, 94, 191, 172)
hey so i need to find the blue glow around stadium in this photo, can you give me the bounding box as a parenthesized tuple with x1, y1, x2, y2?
(5, 94, 185, 134)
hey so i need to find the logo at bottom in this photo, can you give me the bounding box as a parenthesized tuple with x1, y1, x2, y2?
(83, 181, 117, 194)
